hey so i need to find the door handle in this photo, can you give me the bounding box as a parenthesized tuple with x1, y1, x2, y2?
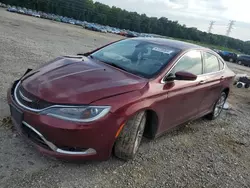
(199, 80, 206, 84)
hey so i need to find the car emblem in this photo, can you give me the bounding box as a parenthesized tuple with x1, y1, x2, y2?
(19, 90, 33, 102)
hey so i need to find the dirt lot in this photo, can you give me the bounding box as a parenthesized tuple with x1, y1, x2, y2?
(0, 8, 250, 188)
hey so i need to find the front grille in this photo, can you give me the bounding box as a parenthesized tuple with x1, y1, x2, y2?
(21, 123, 52, 151)
(14, 83, 52, 110)
(59, 146, 88, 152)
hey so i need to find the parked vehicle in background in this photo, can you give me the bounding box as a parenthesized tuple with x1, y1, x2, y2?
(22, 8, 28, 14)
(8, 38, 235, 161)
(4, 5, 157, 38)
(26, 9, 33, 16)
(75, 20, 83, 26)
(68, 18, 76, 24)
(61, 16, 69, 23)
(0, 3, 7, 8)
(219, 51, 237, 62)
(126, 31, 138, 37)
(40, 12, 48, 19)
(17, 7, 25, 14)
(7, 6, 17, 12)
(52, 15, 61, 22)
(237, 54, 250, 66)
(120, 30, 128, 36)
(31, 11, 40, 18)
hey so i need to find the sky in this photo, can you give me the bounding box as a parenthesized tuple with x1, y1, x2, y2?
(94, 0, 250, 41)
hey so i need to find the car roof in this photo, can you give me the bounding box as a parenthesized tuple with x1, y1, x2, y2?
(131, 37, 203, 50)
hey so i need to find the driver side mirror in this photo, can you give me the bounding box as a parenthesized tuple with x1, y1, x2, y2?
(164, 71, 197, 82)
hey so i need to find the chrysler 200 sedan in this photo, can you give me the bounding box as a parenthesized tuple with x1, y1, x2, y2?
(8, 38, 235, 161)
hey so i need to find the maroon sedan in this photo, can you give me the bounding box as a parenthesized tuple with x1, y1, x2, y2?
(7, 38, 235, 161)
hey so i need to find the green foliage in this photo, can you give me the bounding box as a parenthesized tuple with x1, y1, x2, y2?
(164, 36, 241, 53)
(1, 0, 250, 54)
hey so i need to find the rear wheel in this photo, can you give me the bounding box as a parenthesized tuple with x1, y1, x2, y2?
(207, 92, 227, 120)
(238, 61, 242, 65)
(229, 58, 233, 62)
(114, 111, 146, 160)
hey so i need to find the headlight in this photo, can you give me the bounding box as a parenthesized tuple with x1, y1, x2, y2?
(40, 106, 111, 122)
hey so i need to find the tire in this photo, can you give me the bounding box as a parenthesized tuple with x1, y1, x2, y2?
(238, 61, 242, 65)
(245, 84, 250, 89)
(229, 58, 233, 62)
(206, 92, 227, 120)
(114, 111, 146, 160)
(237, 82, 243, 88)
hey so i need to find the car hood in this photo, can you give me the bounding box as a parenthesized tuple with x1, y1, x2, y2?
(21, 56, 147, 104)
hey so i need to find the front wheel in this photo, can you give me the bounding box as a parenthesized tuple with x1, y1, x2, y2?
(206, 92, 227, 120)
(114, 111, 146, 160)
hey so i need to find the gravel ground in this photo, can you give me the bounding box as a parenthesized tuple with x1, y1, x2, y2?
(1, 8, 250, 188)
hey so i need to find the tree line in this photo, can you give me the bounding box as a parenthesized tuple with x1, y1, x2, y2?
(1, 0, 250, 54)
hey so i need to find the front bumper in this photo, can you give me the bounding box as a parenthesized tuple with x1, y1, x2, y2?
(7, 81, 124, 160)
(23, 121, 97, 156)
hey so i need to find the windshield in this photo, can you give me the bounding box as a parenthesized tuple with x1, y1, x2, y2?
(90, 39, 180, 78)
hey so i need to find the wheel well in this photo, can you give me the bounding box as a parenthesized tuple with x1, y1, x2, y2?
(223, 88, 230, 97)
(143, 110, 159, 139)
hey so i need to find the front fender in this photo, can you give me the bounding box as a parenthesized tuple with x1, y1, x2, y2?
(91, 90, 153, 118)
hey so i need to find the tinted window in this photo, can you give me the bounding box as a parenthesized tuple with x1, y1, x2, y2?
(241, 55, 250, 60)
(91, 39, 180, 78)
(170, 50, 202, 75)
(204, 52, 219, 73)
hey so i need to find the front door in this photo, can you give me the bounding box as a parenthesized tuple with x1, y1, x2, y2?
(157, 50, 207, 133)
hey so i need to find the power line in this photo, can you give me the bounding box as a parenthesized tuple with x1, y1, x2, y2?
(226, 20, 235, 36)
(208, 21, 215, 33)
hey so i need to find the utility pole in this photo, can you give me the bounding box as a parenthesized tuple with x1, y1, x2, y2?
(208, 21, 215, 33)
(226, 20, 235, 36)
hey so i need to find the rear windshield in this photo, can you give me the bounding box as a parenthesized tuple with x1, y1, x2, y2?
(91, 39, 180, 78)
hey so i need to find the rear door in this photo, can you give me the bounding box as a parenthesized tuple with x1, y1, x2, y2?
(199, 51, 224, 113)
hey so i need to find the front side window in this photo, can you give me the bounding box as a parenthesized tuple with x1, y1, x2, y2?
(204, 52, 220, 73)
(240, 55, 250, 60)
(91, 39, 180, 78)
(219, 59, 224, 70)
(170, 50, 203, 75)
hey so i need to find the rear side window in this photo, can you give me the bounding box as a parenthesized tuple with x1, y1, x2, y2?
(242, 55, 250, 60)
(170, 50, 202, 75)
(204, 52, 220, 73)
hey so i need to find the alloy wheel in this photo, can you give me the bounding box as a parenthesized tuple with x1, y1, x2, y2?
(213, 93, 226, 117)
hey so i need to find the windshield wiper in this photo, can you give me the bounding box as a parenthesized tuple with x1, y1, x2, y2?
(88, 56, 128, 72)
(105, 62, 128, 72)
(77, 52, 91, 56)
